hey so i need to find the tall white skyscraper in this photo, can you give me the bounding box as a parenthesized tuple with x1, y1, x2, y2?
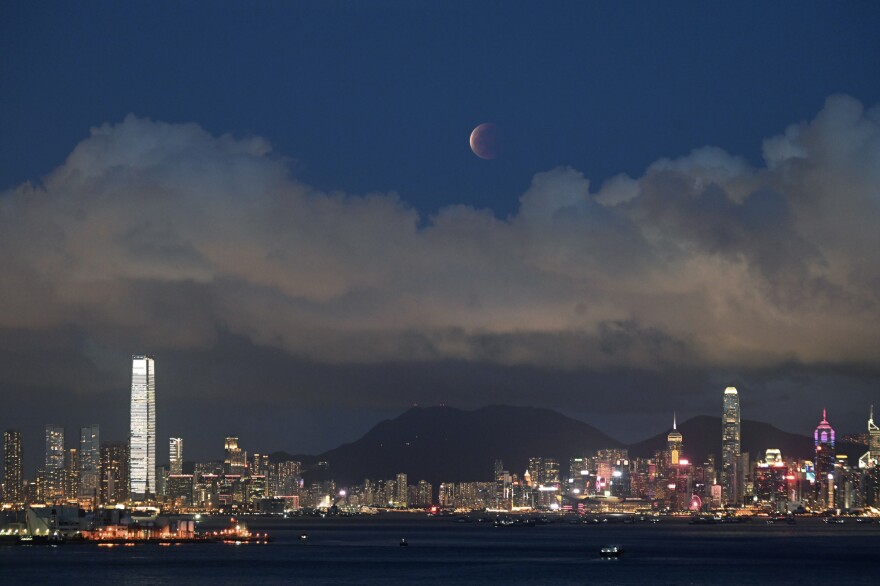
(721, 386, 741, 505)
(130, 355, 156, 499)
(169, 437, 184, 475)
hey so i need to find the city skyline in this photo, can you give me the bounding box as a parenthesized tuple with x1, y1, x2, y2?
(4, 383, 880, 515)
(1, 3, 879, 485)
(2, 374, 877, 482)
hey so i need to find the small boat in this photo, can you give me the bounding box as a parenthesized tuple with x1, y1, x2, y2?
(399, 538, 409, 547)
(299, 533, 308, 540)
(600, 545, 624, 558)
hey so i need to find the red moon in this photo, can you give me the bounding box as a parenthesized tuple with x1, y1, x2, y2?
(470, 123, 501, 159)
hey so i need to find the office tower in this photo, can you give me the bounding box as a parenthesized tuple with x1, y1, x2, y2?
(859, 406, 880, 468)
(79, 425, 100, 500)
(870, 406, 880, 464)
(45, 424, 65, 500)
(814, 409, 835, 507)
(170, 438, 184, 475)
(64, 448, 80, 499)
(721, 387, 741, 505)
(3, 430, 23, 503)
(667, 413, 683, 467)
(100, 441, 130, 504)
(224, 437, 246, 474)
(130, 355, 156, 499)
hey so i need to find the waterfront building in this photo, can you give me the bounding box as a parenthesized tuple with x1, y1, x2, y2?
(100, 441, 130, 504)
(170, 437, 184, 475)
(721, 386, 741, 505)
(79, 425, 100, 501)
(395, 472, 408, 507)
(858, 406, 880, 468)
(666, 413, 683, 468)
(167, 474, 195, 507)
(3, 430, 23, 503)
(45, 424, 65, 500)
(130, 355, 156, 499)
(814, 409, 836, 508)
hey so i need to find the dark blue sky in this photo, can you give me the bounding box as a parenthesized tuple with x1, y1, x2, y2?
(4, 2, 878, 215)
(2, 2, 880, 469)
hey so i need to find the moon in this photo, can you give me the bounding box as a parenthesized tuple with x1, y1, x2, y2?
(470, 123, 501, 159)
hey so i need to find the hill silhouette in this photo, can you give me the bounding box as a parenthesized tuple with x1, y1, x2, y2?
(289, 405, 623, 486)
(269, 407, 867, 488)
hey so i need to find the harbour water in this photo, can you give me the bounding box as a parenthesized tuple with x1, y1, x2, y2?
(2, 514, 880, 585)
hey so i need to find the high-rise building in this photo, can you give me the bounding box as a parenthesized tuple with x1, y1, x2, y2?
(79, 425, 100, 501)
(64, 448, 80, 500)
(395, 472, 408, 507)
(45, 424, 65, 500)
(100, 441, 130, 504)
(859, 406, 880, 469)
(870, 406, 880, 463)
(169, 437, 184, 475)
(814, 409, 835, 507)
(130, 355, 156, 499)
(667, 413, 683, 467)
(3, 430, 23, 503)
(224, 437, 246, 474)
(721, 387, 741, 505)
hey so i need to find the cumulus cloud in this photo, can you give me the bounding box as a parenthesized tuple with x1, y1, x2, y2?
(1, 97, 878, 392)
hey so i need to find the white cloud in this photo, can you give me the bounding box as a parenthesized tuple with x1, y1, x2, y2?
(1, 97, 878, 373)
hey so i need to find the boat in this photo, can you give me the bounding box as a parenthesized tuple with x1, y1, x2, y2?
(600, 545, 624, 558)
(399, 538, 409, 547)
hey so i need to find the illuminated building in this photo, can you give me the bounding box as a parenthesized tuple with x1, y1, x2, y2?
(169, 437, 184, 475)
(858, 406, 880, 469)
(64, 448, 80, 500)
(814, 409, 835, 507)
(666, 413, 683, 467)
(224, 437, 246, 474)
(45, 424, 65, 500)
(100, 441, 130, 504)
(79, 425, 100, 501)
(166, 483, 196, 516)
(275, 460, 301, 497)
(754, 461, 788, 512)
(721, 386, 741, 505)
(3, 430, 23, 503)
(395, 472, 408, 507)
(130, 355, 156, 499)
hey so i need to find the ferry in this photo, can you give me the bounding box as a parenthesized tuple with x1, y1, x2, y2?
(600, 545, 624, 558)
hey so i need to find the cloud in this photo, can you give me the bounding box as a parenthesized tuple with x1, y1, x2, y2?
(0, 97, 878, 398)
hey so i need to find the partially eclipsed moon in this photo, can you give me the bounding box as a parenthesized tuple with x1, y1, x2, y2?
(470, 123, 501, 159)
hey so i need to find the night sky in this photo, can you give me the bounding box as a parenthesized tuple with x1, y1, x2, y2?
(2, 1, 879, 474)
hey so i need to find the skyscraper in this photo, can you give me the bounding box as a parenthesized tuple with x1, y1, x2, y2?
(130, 355, 156, 500)
(3, 430, 23, 503)
(667, 412, 683, 467)
(101, 441, 130, 504)
(45, 424, 65, 500)
(64, 448, 80, 500)
(721, 387, 741, 505)
(814, 409, 835, 507)
(169, 437, 184, 475)
(224, 437, 246, 474)
(79, 425, 100, 501)
(859, 406, 880, 469)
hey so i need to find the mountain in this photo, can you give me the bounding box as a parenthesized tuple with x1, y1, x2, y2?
(628, 415, 817, 463)
(274, 407, 869, 488)
(297, 405, 623, 487)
